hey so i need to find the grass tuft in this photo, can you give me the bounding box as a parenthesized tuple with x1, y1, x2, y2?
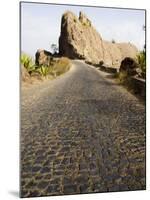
(53, 57, 70, 76)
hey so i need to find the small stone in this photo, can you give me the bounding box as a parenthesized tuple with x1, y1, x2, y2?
(75, 175, 88, 184)
(35, 149, 45, 155)
(61, 157, 70, 165)
(46, 185, 60, 193)
(89, 162, 97, 170)
(119, 184, 129, 191)
(63, 184, 77, 194)
(38, 181, 48, 189)
(28, 190, 40, 197)
(80, 184, 89, 193)
(108, 185, 120, 192)
(40, 167, 50, 173)
(26, 180, 36, 188)
(20, 189, 29, 197)
(32, 166, 41, 172)
(50, 177, 60, 185)
(63, 176, 72, 184)
(53, 170, 64, 176)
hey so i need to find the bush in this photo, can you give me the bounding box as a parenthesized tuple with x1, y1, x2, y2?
(99, 60, 104, 66)
(21, 54, 31, 68)
(111, 39, 116, 43)
(21, 54, 71, 82)
(21, 54, 35, 73)
(36, 65, 50, 77)
(120, 57, 138, 76)
(53, 57, 70, 76)
(136, 51, 146, 78)
(35, 57, 70, 78)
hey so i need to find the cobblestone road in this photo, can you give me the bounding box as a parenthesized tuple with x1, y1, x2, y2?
(21, 61, 146, 197)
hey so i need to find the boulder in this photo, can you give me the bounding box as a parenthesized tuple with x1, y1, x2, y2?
(35, 49, 52, 66)
(120, 57, 138, 76)
(59, 11, 138, 67)
(59, 11, 104, 64)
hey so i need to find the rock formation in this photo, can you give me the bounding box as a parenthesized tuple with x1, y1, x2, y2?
(35, 49, 52, 66)
(120, 57, 138, 76)
(59, 11, 138, 67)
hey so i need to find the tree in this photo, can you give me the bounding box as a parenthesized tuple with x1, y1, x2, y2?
(51, 44, 58, 54)
(111, 39, 116, 44)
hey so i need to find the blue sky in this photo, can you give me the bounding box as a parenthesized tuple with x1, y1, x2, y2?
(21, 2, 145, 58)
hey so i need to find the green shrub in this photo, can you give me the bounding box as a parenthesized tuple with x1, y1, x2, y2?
(35, 57, 70, 78)
(136, 51, 146, 78)
(36, 65, 50, 77)
(21, 54, 35, 73)
(21, 54, 32, 69)
(21, 54, 71, 82)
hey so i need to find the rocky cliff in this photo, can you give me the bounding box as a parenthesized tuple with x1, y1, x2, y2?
(59, 11, 138, 67)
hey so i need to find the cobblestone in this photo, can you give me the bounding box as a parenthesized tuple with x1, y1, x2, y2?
(21, 61, 146, 197)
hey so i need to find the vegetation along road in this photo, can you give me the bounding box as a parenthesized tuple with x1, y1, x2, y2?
(21, 60, 145, 197)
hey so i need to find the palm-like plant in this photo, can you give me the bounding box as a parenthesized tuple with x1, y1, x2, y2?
(21, 54, 31, 68)
(21, 54, 35, 73)
(37, 65, 50, 77)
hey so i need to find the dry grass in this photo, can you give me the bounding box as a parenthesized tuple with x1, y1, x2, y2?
(116, 71, 134, 90)
(52, 57, 71, 76)
(115, 71, 145, 101)
(117, 71, 128, 84)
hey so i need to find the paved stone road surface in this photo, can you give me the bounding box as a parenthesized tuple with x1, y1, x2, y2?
(21, 61, 146, 197)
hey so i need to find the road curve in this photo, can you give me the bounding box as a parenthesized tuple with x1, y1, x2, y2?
(21, 60, 145, 197)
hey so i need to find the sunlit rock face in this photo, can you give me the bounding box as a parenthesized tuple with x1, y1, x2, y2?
(59, 11, 138, 67)
(35, 49, 52, 66)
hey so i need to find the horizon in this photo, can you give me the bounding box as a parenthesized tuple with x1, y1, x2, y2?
(21, 2, 146, 58)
